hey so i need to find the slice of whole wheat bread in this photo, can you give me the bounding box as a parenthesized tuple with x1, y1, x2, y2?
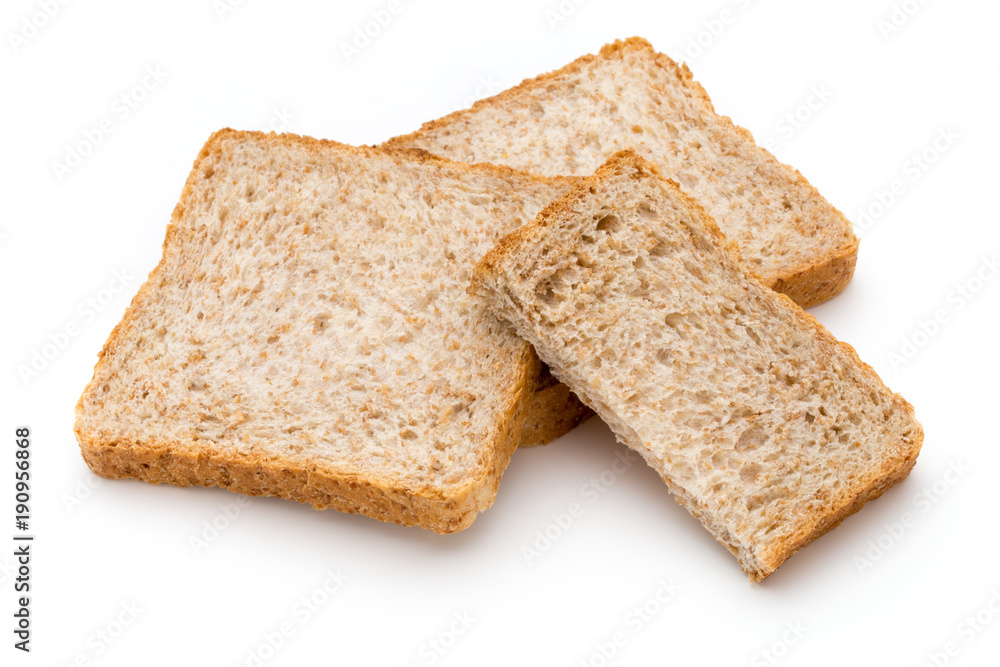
(471, 151, 922, 580)
(387, 36, 859, 309)
(74, 129, 582, 533)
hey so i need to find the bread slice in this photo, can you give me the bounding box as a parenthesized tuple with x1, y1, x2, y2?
(471, 151, 922, 580)
(74, 129, 582, 533)
(387, 36, 859, 309)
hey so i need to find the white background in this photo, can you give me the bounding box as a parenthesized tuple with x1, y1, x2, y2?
(2, 1, 998, 665)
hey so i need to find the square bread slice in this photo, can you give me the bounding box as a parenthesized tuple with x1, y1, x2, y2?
(386, 36, 859, 309)
(471, 151, 923, 580)
(74, 129, 581, 533)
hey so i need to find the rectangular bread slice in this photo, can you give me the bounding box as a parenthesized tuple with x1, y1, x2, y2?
(74, 129, 580, 533)
(386, 36, 859, 309)
(471, 151, 923, 580)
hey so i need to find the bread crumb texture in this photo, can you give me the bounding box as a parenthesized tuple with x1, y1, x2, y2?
(74, 129, 576, 533)
(387, 37, 859, 308)
(473, 151, 922, 580)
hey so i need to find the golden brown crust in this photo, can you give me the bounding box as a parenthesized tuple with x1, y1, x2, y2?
(519, 364, 594, 447)
(770, 237, 860, 309)
(79, 434, 473, 533)
(388, 37, 860, 308)
(79, 341, 540, 534)
(751, 295, 923, 580)
(473, 150, 923, 580)
(74, 128, 555, 533)
(77, 378, 533, 536)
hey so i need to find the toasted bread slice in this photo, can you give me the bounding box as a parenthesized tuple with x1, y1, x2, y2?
(75, 129, 579, 532)
(472, 151, 922, 580)
(388, 37, 859, 308)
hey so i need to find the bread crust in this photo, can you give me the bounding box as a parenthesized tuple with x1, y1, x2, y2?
(74, 129, 564, 533)
(387, 36, 859, 308)
(76, 345, 539, 534)
(519, 365, 594, 447)
(473, 151, 923, 580)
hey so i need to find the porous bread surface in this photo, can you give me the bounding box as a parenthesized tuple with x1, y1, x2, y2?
(473, 152, 922, 580)
(75, 129, 573, 533)
(387, 36, 859, 308)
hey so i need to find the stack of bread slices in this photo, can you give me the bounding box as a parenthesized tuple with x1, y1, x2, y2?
(75, 37, 922, 581)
